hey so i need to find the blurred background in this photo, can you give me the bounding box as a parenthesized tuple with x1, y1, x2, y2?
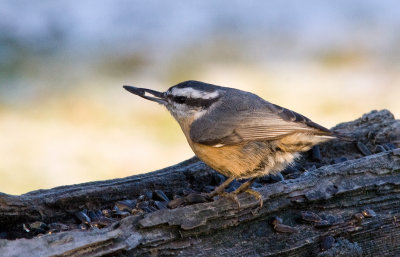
(1, 0, 399, 194)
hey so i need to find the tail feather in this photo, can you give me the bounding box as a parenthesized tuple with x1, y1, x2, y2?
(331, 132, 355, 142)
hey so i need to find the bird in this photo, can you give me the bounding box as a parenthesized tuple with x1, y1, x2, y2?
(123, 80, 337, 208)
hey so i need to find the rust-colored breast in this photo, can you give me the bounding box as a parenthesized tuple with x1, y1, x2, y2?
(177, 117, 259, 178)
(190, 142, 259, 178)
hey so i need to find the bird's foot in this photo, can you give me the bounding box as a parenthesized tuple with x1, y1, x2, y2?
(168, 177, 236, 209)
(168, 176, 263, 209)
(219, 191, 241, 209)
(242, 189, 263, 208)
(215, 189, 262, 209)
(231, 178, 263, 209)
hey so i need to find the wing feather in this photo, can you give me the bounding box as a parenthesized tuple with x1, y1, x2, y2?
(189, 91, 332, 146)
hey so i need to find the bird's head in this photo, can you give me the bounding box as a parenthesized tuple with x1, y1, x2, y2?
(123, 80, 223, 123)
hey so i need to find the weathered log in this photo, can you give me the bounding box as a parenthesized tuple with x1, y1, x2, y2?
(0, 109, 399, 257)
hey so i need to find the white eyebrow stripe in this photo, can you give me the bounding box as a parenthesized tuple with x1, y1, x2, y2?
(171, 87, 219, 99)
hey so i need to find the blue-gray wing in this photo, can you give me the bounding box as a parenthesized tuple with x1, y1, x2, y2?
(189, 95, 332, 146)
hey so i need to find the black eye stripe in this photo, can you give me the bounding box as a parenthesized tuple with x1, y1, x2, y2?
(170, 95, 220, 108)
(173, 96, 186, 104)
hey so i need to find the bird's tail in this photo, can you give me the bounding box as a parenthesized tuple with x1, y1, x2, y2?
(332, 132, 355, 142)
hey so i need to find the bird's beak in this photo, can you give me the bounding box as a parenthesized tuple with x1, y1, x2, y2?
(123, 85, 167, 105)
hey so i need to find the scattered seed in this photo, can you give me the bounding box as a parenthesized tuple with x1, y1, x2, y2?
(270, 216, 283, 226)
(273, 224, 298, 233)
(137, 201, 153, 212)
(310, 145, 322, 162)
(138, 195, 146, 201)
(48, 222, 69, 232)
(321, 236, 335, 251)
(384, 143, 396, 151)
(144, 190, 153, 200)
(331, 157, 348, 164)
(323, 214, 344, 225)
(95, 210, 103, 218)
(166, 193, 208, 208)
(88, 210, 100, 221)
(356, 141, 372, 156)
(137, 201, 150, 209)
(374, 145, 386, 153)
(75, 210, 91, 224)
(115, 200, 136, 212)
(153, 190, 170, 202)
(29, 221, 49, 234)
(361, 209, 376, 218)
(102, 209, 113, 218)
(149, 205, 158, 212)
(131, 208, 144, 215)
(353, 213, 364, 222)
(114, 211, 130, 218)
(22, 224, 30, 233)
(154, 201, 168, 209)
(185, 193, 208, 204)
(79, 223, 89, 230)
(90, 223, 100, 228)
(301, 211, 322, 223)
(90, 217, 114, 228)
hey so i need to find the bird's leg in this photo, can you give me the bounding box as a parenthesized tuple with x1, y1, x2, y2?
(233, 178, 263, 208)
(209, 177, 262, 209)
(206, 177, 240, 208)
(207, 177, 235, 198)
(168, 177, 235, 209)
(233, 177, 256, 193)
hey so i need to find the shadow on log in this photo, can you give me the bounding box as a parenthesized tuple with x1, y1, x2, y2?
(0, 110, 400, 257)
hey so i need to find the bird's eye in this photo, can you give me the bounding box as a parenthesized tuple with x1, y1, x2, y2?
(174, 96, 187, 104)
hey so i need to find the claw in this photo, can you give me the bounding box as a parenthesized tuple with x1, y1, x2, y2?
(243, 189, 263, 208)
(232, 178, 263, 209)
(220, 192, 241, 209)
(217, 189, 262, 210)
(206, 176, 262, 209)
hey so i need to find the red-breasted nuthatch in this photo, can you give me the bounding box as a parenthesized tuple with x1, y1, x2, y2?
(123, 80, 336, 207)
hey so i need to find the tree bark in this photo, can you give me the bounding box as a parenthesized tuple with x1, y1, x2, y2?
(0, 109, 399, 257)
